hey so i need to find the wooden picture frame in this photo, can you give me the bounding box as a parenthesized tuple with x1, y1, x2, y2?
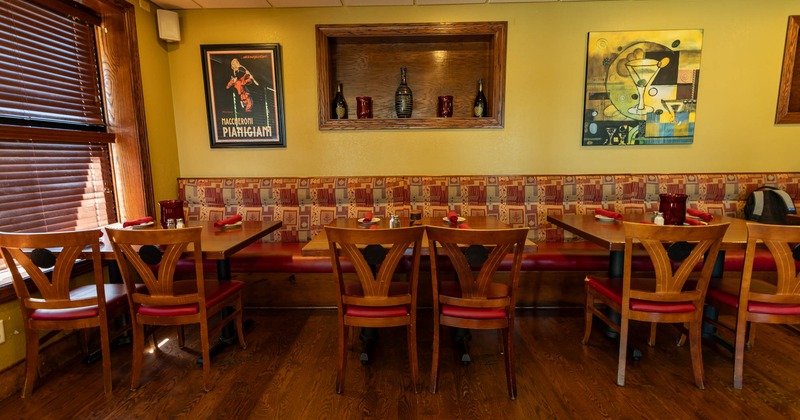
(776, 16, 800, 124)
(200, 44, 286, 148)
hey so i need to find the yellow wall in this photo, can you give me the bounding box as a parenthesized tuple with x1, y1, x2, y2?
(135, 1, 181, 201)
(135, 0, 800, 191)
(0, 301, 25, 370)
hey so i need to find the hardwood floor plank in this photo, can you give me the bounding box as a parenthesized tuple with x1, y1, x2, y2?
(1, 308, 800, 418)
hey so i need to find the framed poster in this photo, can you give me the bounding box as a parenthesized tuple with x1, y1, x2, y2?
(201, 44, 286, 148)
(581, 30, 703, 146)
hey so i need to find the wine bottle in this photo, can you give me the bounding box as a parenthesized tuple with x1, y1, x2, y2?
(332, 81, 347, 119)
(473, 79, 488, 117)
(394, 67, 413, 118)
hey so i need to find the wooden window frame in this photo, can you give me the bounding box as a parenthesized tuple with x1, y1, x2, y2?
(0, 0, 153, 303)
(776, 16, 800, 124)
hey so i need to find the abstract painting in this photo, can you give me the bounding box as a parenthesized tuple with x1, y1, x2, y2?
(582, 30, 703, 146)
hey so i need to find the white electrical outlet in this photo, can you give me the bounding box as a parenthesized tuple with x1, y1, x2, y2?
(0, 320, 5, 344)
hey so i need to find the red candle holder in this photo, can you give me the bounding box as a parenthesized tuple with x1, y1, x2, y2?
(159, 199, 185, 228)
(659, 193, 687, 225)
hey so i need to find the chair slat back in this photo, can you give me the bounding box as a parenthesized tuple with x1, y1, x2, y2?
(0, 230, 103, 311)
(427, 226, 528, 305)
(623, 222, 729, 303)
(325, 226, 424, 306)
(743, 223, 800, 304)
(106, 227, 204, 307)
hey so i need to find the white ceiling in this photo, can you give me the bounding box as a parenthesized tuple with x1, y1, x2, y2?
(149, 0, 614, 10)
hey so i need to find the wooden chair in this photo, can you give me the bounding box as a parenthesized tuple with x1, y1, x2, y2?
(106, 226, 245, 392)
(325, 225, 425, 394)
(426, 225, 529, 400)
(0, 230, 129, 397)
(705, 222, 800, 389)
(582, 221, 729, 389)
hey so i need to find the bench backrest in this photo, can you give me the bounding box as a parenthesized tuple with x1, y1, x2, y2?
(178, 173, 800, 243)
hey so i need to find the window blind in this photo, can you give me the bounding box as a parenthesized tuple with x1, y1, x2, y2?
(0, 0, 105, 129)
(0, 0, 114, 283)
(0, 140, 115, 233)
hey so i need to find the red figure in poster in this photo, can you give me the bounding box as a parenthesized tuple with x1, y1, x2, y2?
(225, 58, 259, 112)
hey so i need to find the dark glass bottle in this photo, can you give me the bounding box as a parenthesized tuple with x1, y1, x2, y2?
(332, 81, 347, 119)
(394, 67, 413, 118)
(473, 79, 488, 117)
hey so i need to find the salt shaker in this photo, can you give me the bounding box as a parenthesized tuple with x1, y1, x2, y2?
(654, 212, 665, 226)
(176, 218, 185, 229)
(166, 218, 176, 229)
(390, 215, 401, 228)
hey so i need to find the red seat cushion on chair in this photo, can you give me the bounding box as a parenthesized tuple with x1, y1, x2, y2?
(441, 304, 507, 319)
(138, 280, 245, 317)
(31, 284, 129, 321)
(138, 303, 197, 317)
(31, 306, 99, 321)
(748, 302, 800, 315)
(586, 275, 696, 313)
(346, 305, 408, 317)
(707, 288, 800, 315)
(706, 288, 739, 308)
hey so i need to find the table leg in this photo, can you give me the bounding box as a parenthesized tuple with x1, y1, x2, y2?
(453, 327, 472, 365)
(702, 250, 733, 351)
(107, 260, 122, 284)
(609, 249, 624, 278)
(359, 328, 378, 365)
(603, 250, 624, 339)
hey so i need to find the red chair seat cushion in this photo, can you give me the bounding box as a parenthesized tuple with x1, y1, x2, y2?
(707, 287, 800, 315)
(346, 305, 407, 317)
(31, 284, 129, 321)
(138, 280, 244, 317)
(586, 275, 696, 313)
(441, 304, 507, 319)
(343, 281, 409, 317)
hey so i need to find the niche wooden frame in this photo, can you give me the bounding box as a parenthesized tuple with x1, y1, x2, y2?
(776, 16, 800, 124)
(316, 22, 507, 130)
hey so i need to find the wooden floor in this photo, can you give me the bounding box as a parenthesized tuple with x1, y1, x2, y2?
(2, 308, 800, 418)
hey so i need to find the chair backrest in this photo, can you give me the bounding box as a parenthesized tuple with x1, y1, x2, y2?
(426, 226, 529, 307)
(0, 230, 104, 314)
(742, 222, 800, 305)
(622, 222, 729, 304)
(325, 226, 424, 308)
(106, 227, 204, 308)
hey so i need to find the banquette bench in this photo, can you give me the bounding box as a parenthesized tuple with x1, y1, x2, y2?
(177, 173, 800, 308)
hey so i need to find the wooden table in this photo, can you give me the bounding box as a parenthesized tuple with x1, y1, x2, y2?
(546, 214, 747, 277)
(102, 220, 282, 357)
(102, 220, 282, 280)
(303, 215, 532, 365)
(301, 216, 536, 256)
(547, 213, 748, 346)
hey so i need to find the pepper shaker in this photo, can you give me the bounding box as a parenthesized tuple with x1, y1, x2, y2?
(176, 218, 185, 229)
